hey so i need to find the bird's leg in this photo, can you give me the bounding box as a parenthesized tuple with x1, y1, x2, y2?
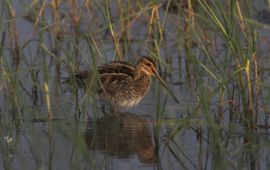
(100, 103, 115, 118)
(101, 104, 107, 116)
(112, 107, 123, 126)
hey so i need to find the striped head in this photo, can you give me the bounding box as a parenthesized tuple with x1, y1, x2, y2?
(137, 57, 167, 90)
(137, 57, 157, 76)
(137, 56, 180, 104)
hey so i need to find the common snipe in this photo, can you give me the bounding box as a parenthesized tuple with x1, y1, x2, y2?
(69, 57, 179, 109)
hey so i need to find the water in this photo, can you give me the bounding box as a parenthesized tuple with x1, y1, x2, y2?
(1, 0, 270, 169)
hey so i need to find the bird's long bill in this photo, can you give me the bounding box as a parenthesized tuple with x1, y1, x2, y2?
(153, 70, 179, 104)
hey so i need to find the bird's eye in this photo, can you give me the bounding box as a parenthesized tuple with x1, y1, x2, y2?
(147, 63, 151, 66)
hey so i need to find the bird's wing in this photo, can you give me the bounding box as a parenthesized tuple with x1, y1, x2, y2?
(98, 61, 136, 77)
(98, 62, 136, 93)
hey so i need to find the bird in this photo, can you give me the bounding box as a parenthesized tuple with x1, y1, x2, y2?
(67, 56, 179, 110)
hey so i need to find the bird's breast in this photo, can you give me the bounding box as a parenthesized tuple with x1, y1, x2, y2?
(99, 74, 151, 108)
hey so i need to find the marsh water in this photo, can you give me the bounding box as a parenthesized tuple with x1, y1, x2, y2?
(1, 0, 270, 169)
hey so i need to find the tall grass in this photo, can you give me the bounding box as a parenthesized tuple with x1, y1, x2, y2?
(159, 0, 269, 169)
(1, 0, 270, 169)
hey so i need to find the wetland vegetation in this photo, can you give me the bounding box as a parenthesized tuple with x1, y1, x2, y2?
(1, 0, 270, 169)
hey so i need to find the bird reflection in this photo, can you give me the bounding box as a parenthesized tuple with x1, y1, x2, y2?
(84, 112, 155, 164)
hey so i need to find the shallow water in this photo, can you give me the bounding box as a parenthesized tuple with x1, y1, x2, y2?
(2, 84, 270, 169)
(1, 0, 270, 169)
(0, 80, 197, 169)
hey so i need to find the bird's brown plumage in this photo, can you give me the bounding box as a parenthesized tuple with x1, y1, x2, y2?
(70, 57, 178, 108)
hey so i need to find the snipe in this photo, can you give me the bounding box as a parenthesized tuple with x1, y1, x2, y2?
(69, 57, 179, 109)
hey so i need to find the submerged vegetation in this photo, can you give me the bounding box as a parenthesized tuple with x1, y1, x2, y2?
(0, 0, 270, 169)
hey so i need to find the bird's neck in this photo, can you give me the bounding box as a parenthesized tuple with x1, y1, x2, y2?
(134, 66, 147, 80)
